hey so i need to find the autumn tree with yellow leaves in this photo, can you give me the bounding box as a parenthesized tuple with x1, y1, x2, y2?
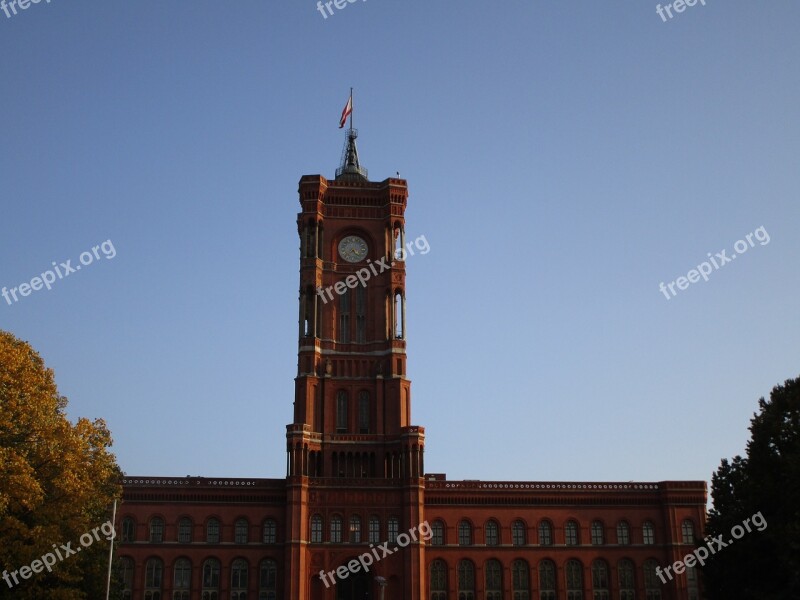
(0, 330, 122, 599)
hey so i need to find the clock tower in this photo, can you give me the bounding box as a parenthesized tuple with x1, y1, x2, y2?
(284, 127, 426, 600)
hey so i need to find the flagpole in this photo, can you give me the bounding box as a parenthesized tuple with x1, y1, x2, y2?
(105, 499, 117, 600)
(349, 87, 354, 130)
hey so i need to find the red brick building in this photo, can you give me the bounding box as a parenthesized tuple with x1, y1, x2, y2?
(119, 129, 706, 600)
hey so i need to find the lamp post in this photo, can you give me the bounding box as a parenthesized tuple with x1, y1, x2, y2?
(375, 576, 387, 600)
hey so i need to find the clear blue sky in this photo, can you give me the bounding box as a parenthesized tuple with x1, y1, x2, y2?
(1, 1, 798, 490)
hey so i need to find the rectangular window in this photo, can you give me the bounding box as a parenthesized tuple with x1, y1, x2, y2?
(339, 289, 350, 343)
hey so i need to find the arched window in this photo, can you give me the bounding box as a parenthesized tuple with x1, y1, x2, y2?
(173, 558, 191, 600)
(485, 520, 499, 546)
(616, 521, 630, 545)
(149, 517, 164, 543)
(431, 520, 445, 546)
(358, 391, 370, 433)
(642, 521, 655, 545)
(369, 515, 381, 544)
(259, 559, 278, 600)
(355, 286, 366, 343)
(511, 559, 529, 600)
(566, 559, 583, 600)
(235, 518, 249, 544)
(485, 559, 502, 600)
(330, 515, 343, 543)
(206, 518, 220, 544)
(119, 556, 134, 600)
(231, 559, 248, 600)
(458, 520, 472, 546)
(263, 518, 277, 544)
(349, 515, 362, 543)
(618, 559, 635, 600)
(643, 559, 662, 600)
(201, 558, 220, 599)
(457, 559, 475, 600)
(681, 519, 695, 544)
(539, 560, 556, 600)
(394, 292, 404, 339)
(311, 514, 323, 543)
(538, 520, 553, 546)
(512, 520, 526, 546)
(339, 288, 351, 343)
(336, 391, 348, 433)
(590, 521, 604, 545)
(430, 559, 447, 600)
(121, 517, 136, 542)
(177, 518, 192, 543)
(565, 520, 579, 545)
(591, 560, 609, 600)
(388, 516, 399, 542)
(144, 558, 163, 600)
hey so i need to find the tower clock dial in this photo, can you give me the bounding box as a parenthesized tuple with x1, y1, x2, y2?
(338, 235, 368, 263)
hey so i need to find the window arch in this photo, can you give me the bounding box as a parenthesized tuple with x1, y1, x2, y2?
(336, 391, 348, 433)
(512, 519, 526, 546)
(485, 559, 502, 600)
(539, 559, 557, 600)
(458, 520, 472, 546)
(369, 515, 381, 544)
(259, 559, 278, 600)
(330, 515, 343, 543)
(121, 517, 136, 542)
(431, 520, 445, 546)
(590, 521, 604, 545)
(201, 558, 220, 599)
(177, 518, 192, 543)
(565, 520, 579, 545)
(485, 520, 499, 546)
(538, 520, 553, 546)
(173, 558, 191, 599)
(430, 559, 447, 600)
(566, 559, 583, 600)
(616, 521, 630, 545)
(144, 558, 163, 600)
(349, 514, 362, 543)
(234, 518, 249, 544)
(618, 559, 635, 600)
(206, 518, 220, 543)
(457, 559, 475, 600)
(311, 514, 323, 543)
(681, 519, 695, 544)
(119, 556, 134, 600)
(512, 559, 529, 600)
(591, 559, 609, 600)
(231, 559, 248, 600)
(643, 559, 662, 600)
(149, 517, 164, 543)
(263, 518, 277, 544)
(642, 521, 655, 545)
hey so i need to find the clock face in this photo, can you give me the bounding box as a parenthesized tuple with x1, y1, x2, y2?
(338, 235, 368, 263)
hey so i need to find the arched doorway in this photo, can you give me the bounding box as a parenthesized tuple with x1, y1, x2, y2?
(335, 569, 371, 600)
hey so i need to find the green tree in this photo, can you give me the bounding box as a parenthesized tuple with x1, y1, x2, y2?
(703, 376, 800, 599)
(0, 330, 122, 599)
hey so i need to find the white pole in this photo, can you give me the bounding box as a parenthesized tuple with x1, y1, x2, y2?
(105, 499, 117, 600)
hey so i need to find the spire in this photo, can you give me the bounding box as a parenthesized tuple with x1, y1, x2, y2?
(335, 128, 368, 180)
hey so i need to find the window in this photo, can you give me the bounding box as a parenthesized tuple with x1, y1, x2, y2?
(458, 559, 475, 600)
(566, 559, 583, 600)
(512, 559, 529, 600)
(565, 520, 579, 546)
(458, 520, 472, 546)
(485, 559, 502, 600)
(539, 560, 556, 600)
(259, 559, 278, 600)
(202, 558, 220, 600)
(311, 515, 323, 543)
(336, 391, 348, 433)
(512, 520, 526, 546)
(121, 517, 136, 542)
(681, 519, 695, 544)
(358, 391, 370, 433)
(687, 566, 699, 600)
(485, 520, 499, 546)
(591, 521, 604, 545)
(150, 517, 164, 543)
(616, 521, 630, 545)
(330, 515, 343, 543)
(591, 560, 609, 600)
(119, 556, 134, 600)
(430, 559, 447, 600)
(177, 518, 192, 544)
(339, 288, 350, 343)
(173, 558, 191, 600)
(388, 516, 399, 542)
(431, 520, 445, 546)
(355, 286, 366, 343)
(263, 519, 277, 544)
(231, 559, 248, 600)
(235, 519, 249, 544)
(369, 516, 381, 544)
(206, 518, 220, 544)
(144, 558, 163, 600)
(349, 515, 362, 543)
(643, 560, 662, 600)
(538, 520, 553, 546)
(642, 521, 655, 545)
(618, 559, 635, 600)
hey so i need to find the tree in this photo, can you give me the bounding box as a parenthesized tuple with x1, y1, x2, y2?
(703, 376, 800, 599)
(0, 330, 122, 599)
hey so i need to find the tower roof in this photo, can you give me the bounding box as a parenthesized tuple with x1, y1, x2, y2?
(335, 128, 368, 181)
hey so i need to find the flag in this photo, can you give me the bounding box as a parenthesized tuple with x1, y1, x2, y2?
(339, 95, 352, 128)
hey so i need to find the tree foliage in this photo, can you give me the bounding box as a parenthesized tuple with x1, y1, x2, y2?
(703, 376, 800, 599)
(0, 330, 122, 599)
